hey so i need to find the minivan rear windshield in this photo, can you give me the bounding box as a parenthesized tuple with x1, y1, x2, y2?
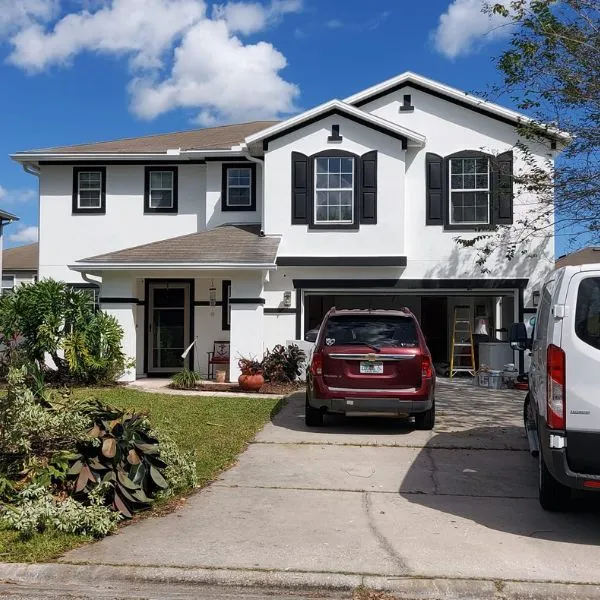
(323, 315, 418, 349)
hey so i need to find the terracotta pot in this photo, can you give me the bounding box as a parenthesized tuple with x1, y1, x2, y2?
(238, 373, 264, 391)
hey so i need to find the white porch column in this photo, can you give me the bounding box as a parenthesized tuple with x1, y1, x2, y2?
(229, 272, 265, 382)
(100, 272, 137, 382)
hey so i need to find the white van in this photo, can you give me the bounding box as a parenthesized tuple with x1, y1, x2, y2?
(511, 265, 600, 511)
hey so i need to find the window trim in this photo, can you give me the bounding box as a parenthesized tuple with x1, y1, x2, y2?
(222, 280, 231, 330)
(144, 166, 178, 214)
(448, 156, 491, 226)
(308, 150, 360, 231)
(313, 155, 355, 226)
(442, 150, 495, 232)
(221, 163, 257, 212)
(72, 167, 106, 214)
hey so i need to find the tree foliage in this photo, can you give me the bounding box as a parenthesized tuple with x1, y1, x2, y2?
(460, 0, 599, 265)
(0, 279, 128, 385)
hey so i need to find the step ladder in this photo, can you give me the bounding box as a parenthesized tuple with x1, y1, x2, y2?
(450, 305, 476, 378)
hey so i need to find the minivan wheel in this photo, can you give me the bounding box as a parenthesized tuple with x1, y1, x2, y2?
(539, 451, 570, 511)
(414, 399, 435, 431)
(305, 394, 324, 427)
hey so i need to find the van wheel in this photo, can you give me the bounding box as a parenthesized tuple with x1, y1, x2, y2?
(305, 394, 324, 427)
(539, 452, 570, 511)
(414, 399, 435, 431)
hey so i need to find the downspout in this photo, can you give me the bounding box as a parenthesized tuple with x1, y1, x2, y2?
(81, 272, 102, 287)
(22, 162, 40, 177)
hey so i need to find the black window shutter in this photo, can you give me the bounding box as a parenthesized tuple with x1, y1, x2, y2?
(291, 152, 309, 224)
(494, 150, 514, 225)
(360, 151, 377, 224)
(425, 153, 445, 225)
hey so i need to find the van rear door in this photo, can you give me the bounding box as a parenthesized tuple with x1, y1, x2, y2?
(562, 270, 600, 474)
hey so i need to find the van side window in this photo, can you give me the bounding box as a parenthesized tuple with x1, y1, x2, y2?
(575, 278, 600, 350)
(535, 283, 553, 342)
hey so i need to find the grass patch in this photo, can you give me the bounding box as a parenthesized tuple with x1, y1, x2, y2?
(0, 388, 281, 562)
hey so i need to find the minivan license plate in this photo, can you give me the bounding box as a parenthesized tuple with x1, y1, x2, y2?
(360, 361, 383, 374)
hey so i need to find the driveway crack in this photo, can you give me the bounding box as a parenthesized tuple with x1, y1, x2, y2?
(362, 491, 410, 575)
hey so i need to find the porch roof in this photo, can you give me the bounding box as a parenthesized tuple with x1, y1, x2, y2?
(70, 225, 280, 271)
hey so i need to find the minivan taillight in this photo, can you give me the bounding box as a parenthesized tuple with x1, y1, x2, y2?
(311, 352, 323, 376)
(547, 344, 566, 430)
(422, 355, 433, 379)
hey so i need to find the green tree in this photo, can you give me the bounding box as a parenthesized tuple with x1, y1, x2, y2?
(460, 0, 599, 265)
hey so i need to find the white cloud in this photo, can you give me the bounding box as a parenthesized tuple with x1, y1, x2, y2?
(4, 0, 301, 124)
(0, 185, 37, 204)
(8, 226, 39, 244)
(0, 0, 58, 37)
(325, 19, 343, 29)
(431, 0, 515, 59)
(129, 18, 299, 124)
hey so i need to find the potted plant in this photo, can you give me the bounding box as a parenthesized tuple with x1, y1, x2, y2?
(238, 356, 264, 391)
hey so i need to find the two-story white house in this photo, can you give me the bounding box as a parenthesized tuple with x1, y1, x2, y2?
(11, 72, 565, 381)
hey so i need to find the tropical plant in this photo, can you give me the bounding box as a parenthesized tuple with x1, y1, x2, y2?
(0, 279, 128, 384)
(152, 431, 198, 497)
(238, 356, 263, 375)
(1, 484, 121, 538)
(262, 344, 306, 383)
(68, 404, 169, 517)
(170, 368, 201, 390)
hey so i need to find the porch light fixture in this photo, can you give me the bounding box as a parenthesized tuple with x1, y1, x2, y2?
(283, 291, 292, 307)
(209, 281, 217, 307)
(532, 290, 540, 307)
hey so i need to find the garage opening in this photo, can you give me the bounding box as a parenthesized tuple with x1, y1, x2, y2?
(304, 291, 517, 372)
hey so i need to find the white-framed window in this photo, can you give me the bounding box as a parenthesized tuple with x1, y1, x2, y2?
(77, 170, 103, 209)
(314, 157, 354, 224)
(149, 170, 174, 209)
(226, 167, 252, 207)
(1, 275, 15, 295)
(449, 157, 490, 225)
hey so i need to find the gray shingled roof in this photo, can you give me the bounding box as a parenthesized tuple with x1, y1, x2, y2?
(77, 225, 279, 265)
(25, 121, 278, 154)
(556, 246, 600, 269)
(3, 243, 38, 271)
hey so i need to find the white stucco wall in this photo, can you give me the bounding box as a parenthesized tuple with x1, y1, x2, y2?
(264, 114, 407, 258)
(38, 161, 262, 283)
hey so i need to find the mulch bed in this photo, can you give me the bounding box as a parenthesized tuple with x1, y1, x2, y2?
(193, 381, 304, 395)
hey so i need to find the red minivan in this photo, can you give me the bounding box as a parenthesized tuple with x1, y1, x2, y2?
(304, 308, 435, 429)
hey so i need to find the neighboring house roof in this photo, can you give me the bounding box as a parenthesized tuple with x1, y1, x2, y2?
(0, 209, 19, 223)
(344, 71, 570, 142)
(3, 242, 38, 271)
(244, 99, 426, 149)
(71, 225, 280, 271)
(13, 121, 278, 156)
(556, 247, 600, 269)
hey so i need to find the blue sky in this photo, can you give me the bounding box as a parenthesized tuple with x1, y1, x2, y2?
(0, 0, 573, 255)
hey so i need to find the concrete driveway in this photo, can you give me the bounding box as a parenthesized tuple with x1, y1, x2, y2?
(61, 380, 600, 592)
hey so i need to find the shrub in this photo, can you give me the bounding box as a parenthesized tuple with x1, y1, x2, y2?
(1, 484, 121, 538)
(0, 279, 128, 385)
(152, 432, 198, 497)
(170, 369, 201, 390)
(238, 357, 263, 375)
(262, 344, 306, 383)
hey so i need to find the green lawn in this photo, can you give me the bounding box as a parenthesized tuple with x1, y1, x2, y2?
(0, 388, 281, 562)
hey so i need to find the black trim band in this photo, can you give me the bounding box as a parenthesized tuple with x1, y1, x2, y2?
(277, 256, 407, 267)
(262, 108, 408, 149)
(292, 278, 529, 290)
(229, 298, 266, 305)
(43, 160, 206, 166)
(100, 297, 140, 304)
(264, 308, 297, 315)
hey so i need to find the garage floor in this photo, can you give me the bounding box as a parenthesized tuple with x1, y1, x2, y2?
(63, 381, 600, 588)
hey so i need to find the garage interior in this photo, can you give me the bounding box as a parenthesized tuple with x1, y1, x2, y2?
(304, 291, 518, 376)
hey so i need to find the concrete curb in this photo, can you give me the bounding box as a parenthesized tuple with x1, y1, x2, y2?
(2, 563, 600, 599)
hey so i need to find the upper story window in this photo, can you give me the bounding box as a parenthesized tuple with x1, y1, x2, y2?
(314, 157, 354, 224)
(449, 157, 490, 225)
(222, 163, 257, 212)
(144, 166, 178, 214)
(72, 167, 106, 214)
